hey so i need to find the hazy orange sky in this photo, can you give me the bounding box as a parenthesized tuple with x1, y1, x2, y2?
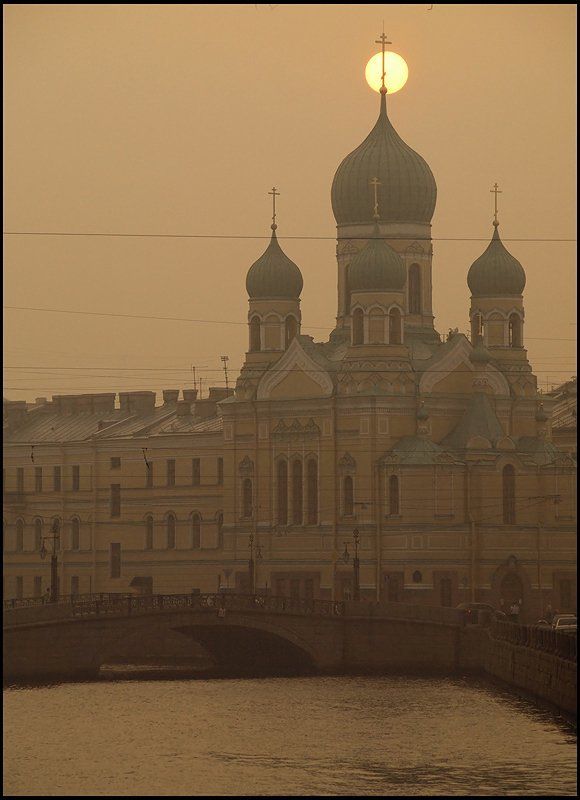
(3, 4, 576, 402)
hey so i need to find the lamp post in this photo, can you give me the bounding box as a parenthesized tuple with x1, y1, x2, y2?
(248, 533, 263, 595)
(40, 518, 60, 603)
(341, 528, 361, 602)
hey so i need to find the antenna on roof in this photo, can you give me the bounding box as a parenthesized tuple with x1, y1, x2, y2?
(221, 356, 230, 390)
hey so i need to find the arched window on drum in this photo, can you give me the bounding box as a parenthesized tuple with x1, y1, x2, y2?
(388, 308, 402, 345)
(409, 264, 421, 314)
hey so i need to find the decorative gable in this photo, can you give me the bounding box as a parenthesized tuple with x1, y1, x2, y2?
(257, 338, 334, 400)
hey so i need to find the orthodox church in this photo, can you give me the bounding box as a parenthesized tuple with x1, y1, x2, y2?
(3, 48, 576, 620)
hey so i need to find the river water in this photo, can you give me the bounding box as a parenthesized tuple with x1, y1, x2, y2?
(3, 674, 576, 796)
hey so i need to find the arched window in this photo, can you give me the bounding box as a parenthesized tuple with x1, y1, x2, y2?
(216, 512, 223, 548)
(352, 308, 364, 345)
(16, 519, 24, 552)
(389, 475, 400, 515)
(502, 465, 516, 525)
(242, 479, 253, 518)
(192, 514, 201, 549)
(285, 316, 298, 349)
(409, 264, 421, 314)
(167, 514, 176, 549)
(369, 308, 385, 344)
(249, 316, 261, 352)
(508, 313, 522, 348)
(71, 518, 80, 551)
(471, 313, 483, 343)
(389, 308, 402, 344)
(307, 458, 318, 525)
(277, 460, 288, 525)
(145, 516, 154, 550)
(34, 519, 42, 551)
(292, 460, 303, 524)
(343, 476, 354, 516)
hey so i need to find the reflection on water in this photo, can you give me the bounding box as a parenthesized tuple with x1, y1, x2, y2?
(3, 675, 576, 796)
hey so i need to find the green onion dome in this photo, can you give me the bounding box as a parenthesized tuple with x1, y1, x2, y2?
(467, 223, 526, 297)
(349, 223, 406, 292)
(246, 225, 303, 299)
(331, 93, 437, 225)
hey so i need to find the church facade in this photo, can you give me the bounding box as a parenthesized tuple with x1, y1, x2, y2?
(4, 78, 576, 621)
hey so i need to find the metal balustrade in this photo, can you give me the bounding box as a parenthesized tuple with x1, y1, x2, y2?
(490, 619, 577, 662)
(2, 593, 132, 611)
(68, 593, 346, 619)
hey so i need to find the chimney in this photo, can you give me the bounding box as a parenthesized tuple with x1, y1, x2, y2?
(119, 391, 156, 415)
(176, 400, 192, 417)
(193, 399, 217, 420)
(35, 397, 47, 406)
(4, 400, 28, 429)
(182, 389, 198, 403)
(163, 389, 179, 405)
(208, 387, 234, 403)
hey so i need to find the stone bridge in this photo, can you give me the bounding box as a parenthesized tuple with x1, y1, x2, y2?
(3, 593, 468, 683)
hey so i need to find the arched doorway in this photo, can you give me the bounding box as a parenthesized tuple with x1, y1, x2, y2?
(500, 572, 524, 610)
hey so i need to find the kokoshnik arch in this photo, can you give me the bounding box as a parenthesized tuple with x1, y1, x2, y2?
(3, 34, 576, 621)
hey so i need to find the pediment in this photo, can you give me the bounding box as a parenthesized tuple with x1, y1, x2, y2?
(419, 335, 510, 397)
(257, 338, 334, 400)
(466, 435, 492, 450)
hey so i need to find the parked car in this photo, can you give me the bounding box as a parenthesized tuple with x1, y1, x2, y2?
(552, 614, 577, 633)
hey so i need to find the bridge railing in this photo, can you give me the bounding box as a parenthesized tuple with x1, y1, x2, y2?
(2, 593, 133, 611)
(69, 593, 346, 619)
(490, 619, 577, 662)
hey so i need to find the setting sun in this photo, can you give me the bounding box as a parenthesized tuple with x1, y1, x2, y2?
(365, 51, 409, 94)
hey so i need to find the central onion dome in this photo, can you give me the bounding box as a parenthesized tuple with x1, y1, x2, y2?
(246, 225, 303, 299)
(467, 223, 526, 297)
(348, 222, 406, 291)
(331, 93, 437, 225)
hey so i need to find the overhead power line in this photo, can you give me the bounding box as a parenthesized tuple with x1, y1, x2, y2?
(3, 305, 577, 341)
(3, 231, 576, 242)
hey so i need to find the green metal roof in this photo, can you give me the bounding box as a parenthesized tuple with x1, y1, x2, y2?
(467, 224, 526, 297)
(443, 392, 505, 450)
(331, 93, 437, 225)
(349, 223, 406, 292)
(246, 226, 303, 300)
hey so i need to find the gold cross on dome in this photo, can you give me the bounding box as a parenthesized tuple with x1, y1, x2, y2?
(370, 176, 381, 220)
(375, 23, 392, 92)
(268, 186, 280, 228)
(490, 182, 502, 226)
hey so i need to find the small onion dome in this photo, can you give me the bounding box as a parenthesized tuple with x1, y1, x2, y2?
(535, 402, 548, 423)
(331, 93, 437, 225)
(246, 226, 303, 299)
(416, 402, 429, 421)
(467, 223, 526, 297)
(469, 339, 492, 365)
(348, 223, 406, 292)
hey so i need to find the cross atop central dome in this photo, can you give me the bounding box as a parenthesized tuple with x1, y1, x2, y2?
(331, 92, 437, 226)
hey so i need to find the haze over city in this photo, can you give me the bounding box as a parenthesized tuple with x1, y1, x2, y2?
(4, 4, 576, 401)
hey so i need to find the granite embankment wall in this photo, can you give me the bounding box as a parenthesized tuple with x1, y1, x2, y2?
(482, 628, 576, 716)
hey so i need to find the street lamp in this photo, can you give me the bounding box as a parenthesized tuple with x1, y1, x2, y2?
(341, 528, 361, 602)
(40, 518, 60, 603)
(248, 533, 262, 595)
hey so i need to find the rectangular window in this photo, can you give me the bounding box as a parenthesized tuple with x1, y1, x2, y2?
(110, 543, 121, 578)
(54, 466, 62, 492)
(16, 576, 24, 599)
(35, 467, 43, 493)
(192, 458, 201, 487)
(16, 467, 24, 493)
(34, 576, 42, 597)
(110, 457, 121, 469)
(146, 461, 153, 489)
(217, 457, 224, 486)
(167, 459, 176, 487)
(72, 465, 80, 492)
(110, 484, 121, 518)
(71, 576, 80, 596)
